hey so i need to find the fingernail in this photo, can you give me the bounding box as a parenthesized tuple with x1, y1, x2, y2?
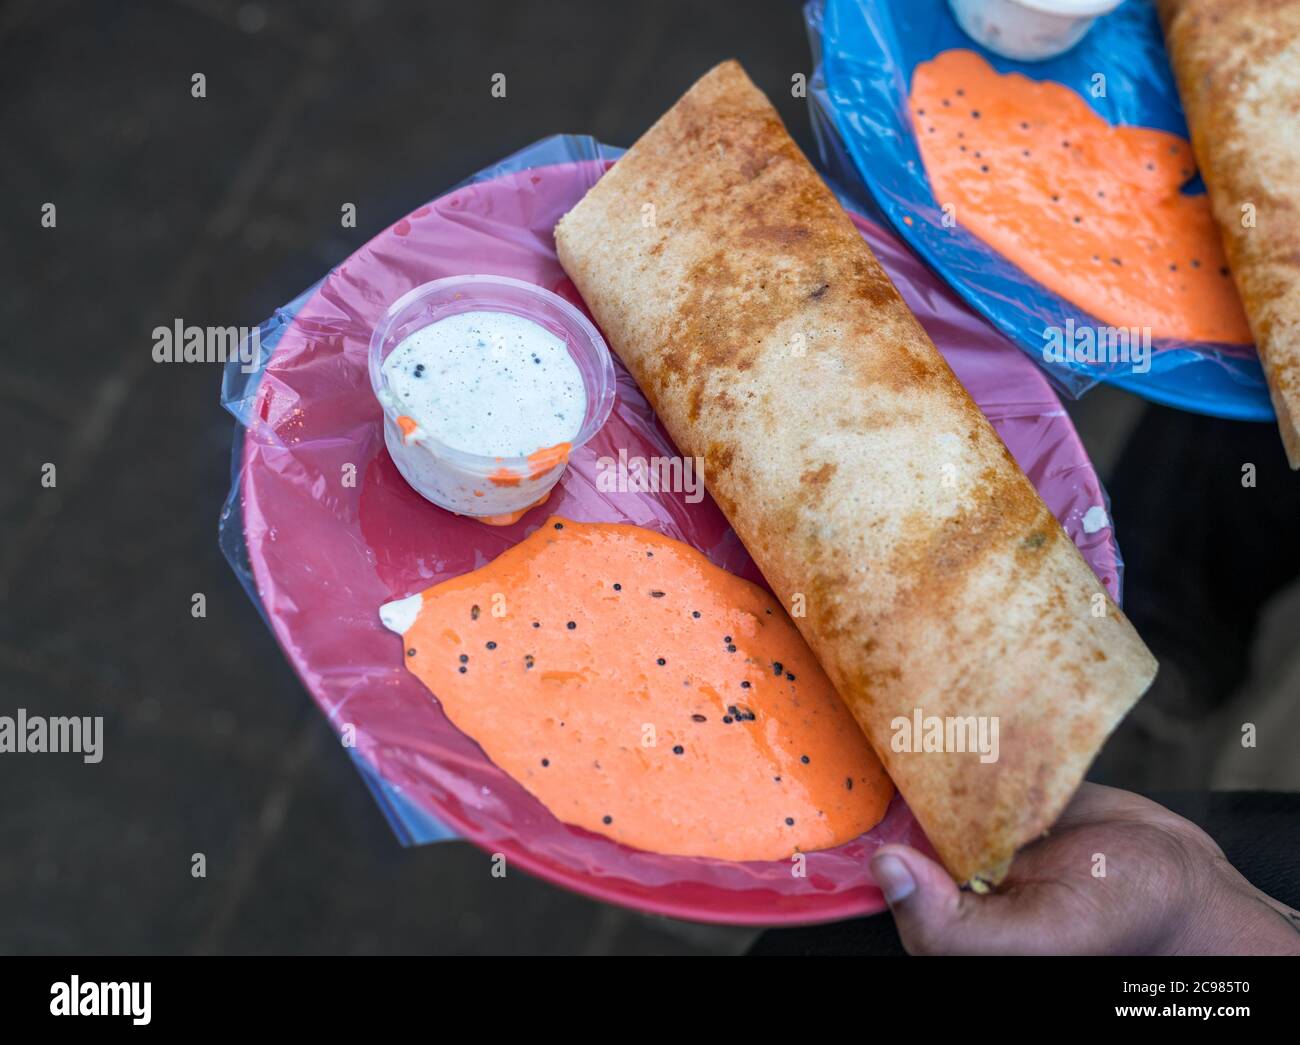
(871, 853, 916, 904)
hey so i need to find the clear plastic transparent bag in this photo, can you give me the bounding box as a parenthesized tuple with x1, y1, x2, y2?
(805, 0, 1273, 421)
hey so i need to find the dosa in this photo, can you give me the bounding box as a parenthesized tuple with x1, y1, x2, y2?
(555, 61, 1157, 886)
(1160, 0, 1300, 468)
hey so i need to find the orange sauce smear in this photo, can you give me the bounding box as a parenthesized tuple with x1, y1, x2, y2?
(476, 490, 552, 527)
(395, 518, 893, 860)
(910, 49, 1251, 344)
(396, 415, 419, 442)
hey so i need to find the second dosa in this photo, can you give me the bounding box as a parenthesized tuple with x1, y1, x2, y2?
(1159, 0, 1300, 468)
(555, 61, 1157, 886)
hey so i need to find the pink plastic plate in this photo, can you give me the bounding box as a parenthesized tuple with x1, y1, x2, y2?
(238, 159, 1121, 925)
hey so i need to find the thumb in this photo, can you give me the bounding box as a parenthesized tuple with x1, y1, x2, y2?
(870, 845, 1038, 955)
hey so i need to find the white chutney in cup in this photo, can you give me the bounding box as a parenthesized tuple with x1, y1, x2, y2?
(368, 275, 615, 525)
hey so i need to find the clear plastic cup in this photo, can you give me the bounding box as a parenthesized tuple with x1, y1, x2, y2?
(947, 0, 1122, 62)
(368, 275, 616, 525)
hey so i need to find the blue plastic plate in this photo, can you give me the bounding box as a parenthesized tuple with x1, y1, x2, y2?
(810, 0, 1272, 421)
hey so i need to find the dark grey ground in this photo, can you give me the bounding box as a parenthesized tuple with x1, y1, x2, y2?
(2, 0, 1296, 956)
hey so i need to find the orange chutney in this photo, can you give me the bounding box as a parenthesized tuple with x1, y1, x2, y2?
(387, 518, 893, 860)
(910, 49, 1251, 344)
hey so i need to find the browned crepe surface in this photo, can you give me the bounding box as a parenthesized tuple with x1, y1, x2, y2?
(1161, 0, 1300, 467)
(555, 61, 1157, 885)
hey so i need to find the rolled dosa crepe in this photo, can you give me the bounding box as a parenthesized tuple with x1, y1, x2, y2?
(555, 61, 1158, 885)
(1160, 0, 1300, 468)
